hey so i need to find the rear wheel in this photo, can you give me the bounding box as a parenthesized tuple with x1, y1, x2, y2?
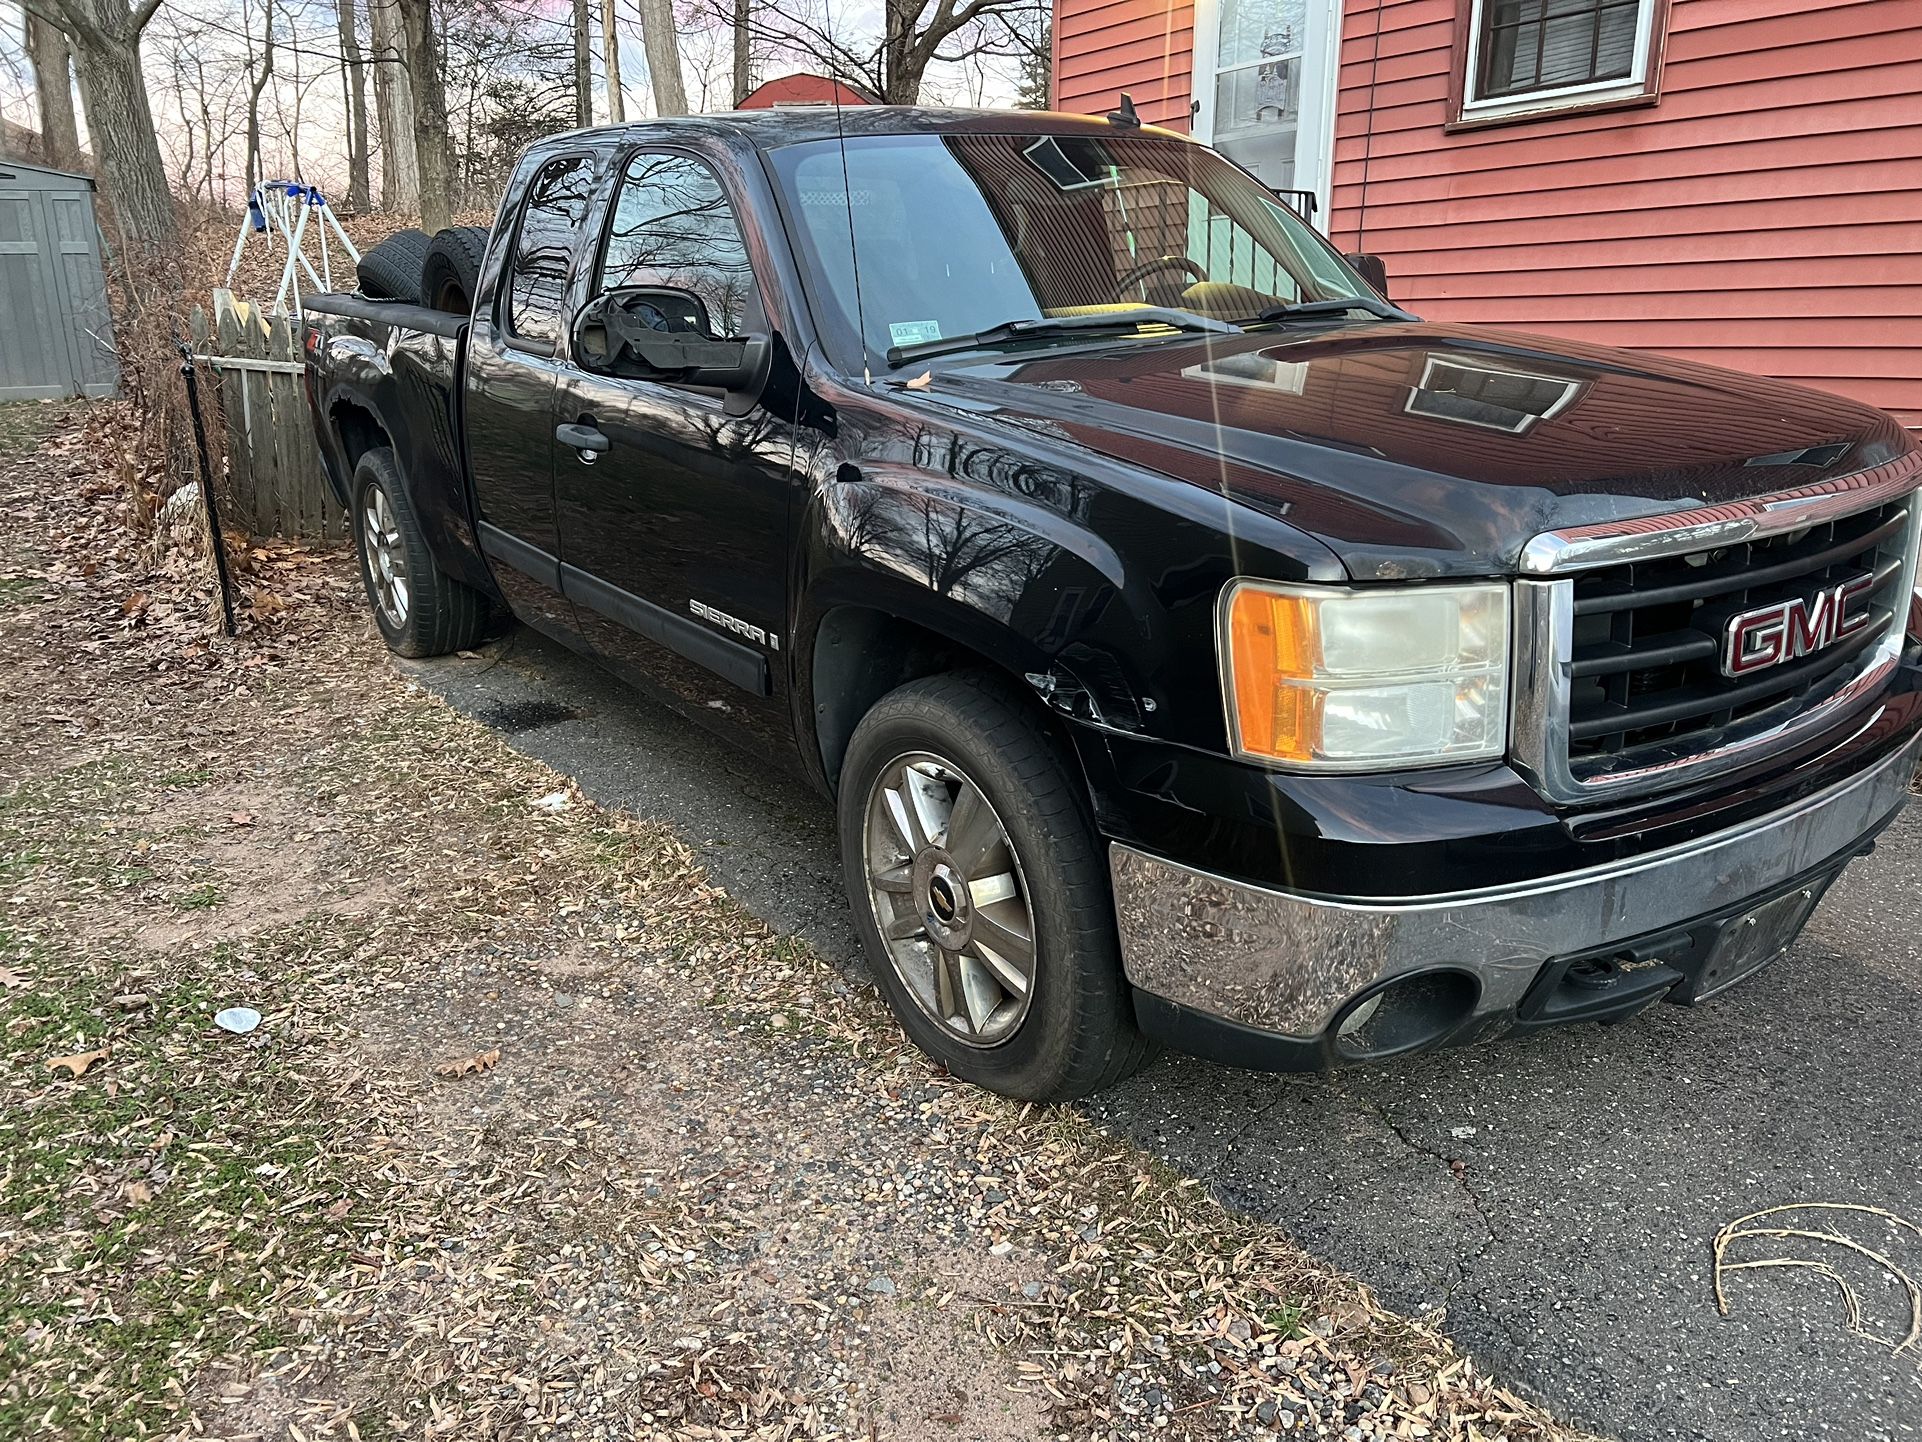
(350, 447, 489, 657)
(838, 672, 1154, 1100)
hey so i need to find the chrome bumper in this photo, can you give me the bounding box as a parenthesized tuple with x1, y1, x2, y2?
(1111, 729, 1922, 1043)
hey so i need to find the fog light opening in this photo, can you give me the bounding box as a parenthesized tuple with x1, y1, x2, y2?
(1330, 969, 1480, 1061)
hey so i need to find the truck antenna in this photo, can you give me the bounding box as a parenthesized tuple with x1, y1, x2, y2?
(823, 11, 873, 383)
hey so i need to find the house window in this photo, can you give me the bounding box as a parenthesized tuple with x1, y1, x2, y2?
(1460, 0, 1663, 121)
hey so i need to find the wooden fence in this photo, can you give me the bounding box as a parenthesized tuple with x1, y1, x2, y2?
(187, 290, 344, 541)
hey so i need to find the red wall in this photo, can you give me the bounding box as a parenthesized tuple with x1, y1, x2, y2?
(1052, 0, 1195, 129)
(1329, 0, 1922, 426)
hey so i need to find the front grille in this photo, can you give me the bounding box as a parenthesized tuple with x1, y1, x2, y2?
(1563, 497, 1913, 764)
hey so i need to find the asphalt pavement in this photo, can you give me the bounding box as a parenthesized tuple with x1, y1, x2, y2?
(409, 627, 1922, 1442)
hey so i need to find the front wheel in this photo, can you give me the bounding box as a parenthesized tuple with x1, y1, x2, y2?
(837, 672, 1154, 1101)
(351, 447, 490, 657)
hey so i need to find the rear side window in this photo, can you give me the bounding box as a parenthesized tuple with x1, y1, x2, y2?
(596, 154, 758, 337)
(506, 155, 597, 346)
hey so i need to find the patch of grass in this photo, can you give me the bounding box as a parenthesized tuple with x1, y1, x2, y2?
(173, 881, 226, 911)
(1263, 1301, 1310, 1339)
(0, 575, 39, 610)
(0, 940, 358, 1440)
(158, 765, 217, 789)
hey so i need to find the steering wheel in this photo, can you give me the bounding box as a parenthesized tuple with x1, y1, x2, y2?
(1112, 255, 1209, 302)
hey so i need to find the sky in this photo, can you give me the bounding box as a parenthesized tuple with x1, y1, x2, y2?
(0, 0, 1028, 204)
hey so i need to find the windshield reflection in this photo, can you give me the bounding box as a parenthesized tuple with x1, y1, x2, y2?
(770, 131, 1373, 371)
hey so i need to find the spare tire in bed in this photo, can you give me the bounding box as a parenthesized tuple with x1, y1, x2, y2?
(355, 228, 430, 304)
(421, 226, 490, 316)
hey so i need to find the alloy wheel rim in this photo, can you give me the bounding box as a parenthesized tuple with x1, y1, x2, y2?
(361, 485, 409, 628)
(863, 752, 1036, 1048)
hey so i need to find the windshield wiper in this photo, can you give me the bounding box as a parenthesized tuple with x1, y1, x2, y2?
(886, 308, 1240, 368)
(1244, 295, 1416, 325)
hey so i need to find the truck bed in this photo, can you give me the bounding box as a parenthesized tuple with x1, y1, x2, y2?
(302, 291, 492, 598)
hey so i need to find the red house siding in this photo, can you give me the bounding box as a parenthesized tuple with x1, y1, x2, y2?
(1330, 0, 1922, 425)
(1052, 0, 1195, 129)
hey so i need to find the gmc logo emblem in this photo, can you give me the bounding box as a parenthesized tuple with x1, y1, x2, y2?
(1721, 573, 1875, 678)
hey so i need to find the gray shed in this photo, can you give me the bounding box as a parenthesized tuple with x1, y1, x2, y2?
(0, 159, 118, 400)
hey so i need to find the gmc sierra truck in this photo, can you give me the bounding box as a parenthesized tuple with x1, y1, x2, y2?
(302, 107, 1922, 1102)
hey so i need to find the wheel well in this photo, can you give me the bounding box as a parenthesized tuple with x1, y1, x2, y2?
(330, 401, 390, 473)
(811, 606, 1071, 793)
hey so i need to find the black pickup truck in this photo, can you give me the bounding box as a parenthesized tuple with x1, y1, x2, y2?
(303, 106, 1922, 1101)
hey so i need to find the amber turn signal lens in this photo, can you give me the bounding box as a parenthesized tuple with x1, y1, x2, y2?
(1219, 580, 1510, 768)
(1225, 587, 1319, 763)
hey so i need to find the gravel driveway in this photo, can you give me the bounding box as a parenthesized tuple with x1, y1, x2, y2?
(417, 626, 1922, 1442)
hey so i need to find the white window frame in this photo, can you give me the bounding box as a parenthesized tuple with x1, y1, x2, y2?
(1460, 0, 1659, 121)
(1190, 0, 1343, 228)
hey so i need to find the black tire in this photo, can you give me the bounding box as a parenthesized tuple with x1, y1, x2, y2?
(350, 447, 490, 658)
(355, 228, 430, 304)
(837, 672, 1155, 1101)
(421, 226, 488, 315)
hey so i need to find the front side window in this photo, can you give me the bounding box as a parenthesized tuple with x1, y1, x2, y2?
(596, 153, 758, 338)
(507, 155, 597, 346)
(769, 132, 1373, 371)
(1463, 0, 1660, 117)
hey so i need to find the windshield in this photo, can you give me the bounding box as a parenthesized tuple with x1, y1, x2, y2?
(767, 131, 1376, 371)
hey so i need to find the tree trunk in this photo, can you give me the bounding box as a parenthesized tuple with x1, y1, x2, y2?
(244, 0, 275, 194)
(24, 11, 82, 170)
(880, 0, 925, 104)
(65, 14, 177, 257)
(730, 0, 748, 106)
(396, 0, 453, 230)
(571, 0, 592, 126)
(369, 0, 418, 211)
(337, 0, 371, 210)
(634, 0, 684, 114)
(601, 0, 623, 123)
(193, 55, 216, 206)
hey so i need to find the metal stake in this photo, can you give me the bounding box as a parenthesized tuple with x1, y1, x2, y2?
(178, 343, 238, 637)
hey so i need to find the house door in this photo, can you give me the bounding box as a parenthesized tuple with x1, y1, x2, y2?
(1192, 0, 1341, 226)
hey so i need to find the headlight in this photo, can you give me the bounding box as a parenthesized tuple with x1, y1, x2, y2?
(1218, 580, 1510, 769)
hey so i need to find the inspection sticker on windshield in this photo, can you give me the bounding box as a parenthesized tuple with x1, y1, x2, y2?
(889, 320, 942, 347)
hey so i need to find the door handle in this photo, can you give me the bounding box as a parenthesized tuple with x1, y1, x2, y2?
(556, 421, 610, 460)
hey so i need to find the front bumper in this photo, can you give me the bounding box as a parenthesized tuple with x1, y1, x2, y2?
(1113, 727, 1922, 1070)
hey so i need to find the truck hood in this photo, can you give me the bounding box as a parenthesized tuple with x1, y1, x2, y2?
(900, 322, 1919, 578)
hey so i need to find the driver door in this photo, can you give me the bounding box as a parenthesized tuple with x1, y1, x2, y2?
(550, 148, 798, 750)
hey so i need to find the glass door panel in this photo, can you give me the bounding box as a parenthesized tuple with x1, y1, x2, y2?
(1196, 0, 1334, 220)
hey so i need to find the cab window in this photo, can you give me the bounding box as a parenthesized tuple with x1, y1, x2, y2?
(506, 155, 597, 347)
(596, 153, 759, 338)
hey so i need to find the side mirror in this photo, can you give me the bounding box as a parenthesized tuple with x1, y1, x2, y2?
(574, 286, 772, 416)
(1345, 253, 1390, 298)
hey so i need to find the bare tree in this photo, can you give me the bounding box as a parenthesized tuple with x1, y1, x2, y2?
(336, 0, 369, 207)
(742, 0, 1044, 104)
(394, 0, 451, 227)
(368, 0, 415, 209)
(729, 0, 746, 105)
(241, 0, 273, 191)
(29, 0, 178, 253)
(633, 0, 682, 113)
(569, 0, 588, 124)
(22, 7, 81, 168)
(599, 0, 621, 121)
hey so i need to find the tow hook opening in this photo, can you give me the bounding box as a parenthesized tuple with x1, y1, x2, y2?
(1330, 969, 1481, 1061)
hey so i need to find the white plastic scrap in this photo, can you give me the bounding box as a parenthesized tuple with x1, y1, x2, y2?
(214, 1006, 262, 1035)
